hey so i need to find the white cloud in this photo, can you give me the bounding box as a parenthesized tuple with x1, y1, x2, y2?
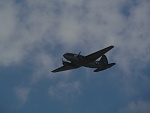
(58, 17, 81, 48)
(119, 101, 150, 113)
(0, 0, 57, 66)
(31, 52, 55, 83)
(15, 86, 30, 103)
(0, 0, 149, 74)
(48, 81, 81, 99)
(0, 1, 17, 38)
(0, 1, 20, 65)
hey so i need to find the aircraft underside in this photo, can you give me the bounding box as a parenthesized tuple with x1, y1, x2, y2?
(51, 45, 115, 73)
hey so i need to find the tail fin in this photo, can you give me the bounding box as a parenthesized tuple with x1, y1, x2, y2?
(94, 55, 115, 72)
(99, 55, 108, 65)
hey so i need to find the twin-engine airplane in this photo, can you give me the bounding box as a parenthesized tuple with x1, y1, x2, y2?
(52, 45, 115, 73)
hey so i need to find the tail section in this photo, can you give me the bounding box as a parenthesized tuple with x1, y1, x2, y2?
(107, 63, 116, 68)
(94, 63, 115, 72)
(99, 55, 108, 65)
(94, 55, 115, 72)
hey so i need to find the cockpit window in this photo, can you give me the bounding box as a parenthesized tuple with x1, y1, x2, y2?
(66, 53, 75, 56)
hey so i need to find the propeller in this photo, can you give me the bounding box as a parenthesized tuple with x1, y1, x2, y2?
(77, 52, 81, 59)
(78, 51, 81, 55)
(77, 51, 81, 59)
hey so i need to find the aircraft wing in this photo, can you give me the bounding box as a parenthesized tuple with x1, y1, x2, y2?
(51, 65, 80, 73)
(85, 45, 114, 62)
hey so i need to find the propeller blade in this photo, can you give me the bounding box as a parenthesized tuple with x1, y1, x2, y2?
(79, 52, 81, 55)
(78, 52, 81, 57)
(77, 51, 81, 60)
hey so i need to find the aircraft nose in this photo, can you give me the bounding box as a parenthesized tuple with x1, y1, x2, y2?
(63, 53, 67, 58)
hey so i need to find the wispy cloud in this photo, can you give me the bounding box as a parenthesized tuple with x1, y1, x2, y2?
(48, 81, 81, 99)
(0, 0, 149, 73)
(15, 86, 30, 103)
(119, 100, 150, 113)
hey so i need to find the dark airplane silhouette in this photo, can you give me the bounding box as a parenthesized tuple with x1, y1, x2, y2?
(52, 45, 115, 73)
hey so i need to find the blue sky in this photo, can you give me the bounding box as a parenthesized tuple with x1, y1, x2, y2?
(0, 0, 150, 113)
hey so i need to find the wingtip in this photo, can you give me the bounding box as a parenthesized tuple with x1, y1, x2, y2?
(51, 70, 55, 73)
(110, 45, 114, 48)
(106, 45, 114, 50)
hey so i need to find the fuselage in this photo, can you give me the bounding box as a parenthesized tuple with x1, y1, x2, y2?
(63, 53, 103, 68)
(51, 45, 115, 73)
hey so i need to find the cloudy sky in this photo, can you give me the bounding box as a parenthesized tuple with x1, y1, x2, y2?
(0, 0, 150, 113)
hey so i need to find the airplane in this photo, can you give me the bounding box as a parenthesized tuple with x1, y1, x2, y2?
(51, 45, 115, 73)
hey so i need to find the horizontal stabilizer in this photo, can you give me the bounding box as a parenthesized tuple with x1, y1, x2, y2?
(94, 63, 116, 72)
(107, 63, 116, 68)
